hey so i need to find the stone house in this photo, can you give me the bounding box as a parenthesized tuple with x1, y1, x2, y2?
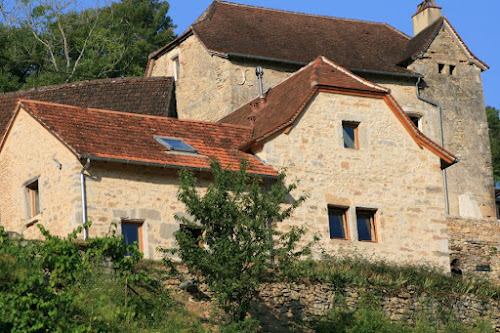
(0, 1, 497, 275)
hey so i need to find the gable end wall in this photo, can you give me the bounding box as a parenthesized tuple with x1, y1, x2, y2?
(0, 109, 82, 238)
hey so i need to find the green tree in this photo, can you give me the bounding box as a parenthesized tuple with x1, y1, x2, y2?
(172, 160, 307, 323)
(486, 106, 500, 182)
(0, 0, 175, 91)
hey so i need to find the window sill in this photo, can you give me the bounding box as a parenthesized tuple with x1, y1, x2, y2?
(25, 214, 42, 227)
(358, 240, 378, 243)
(330, 237, 349, 241)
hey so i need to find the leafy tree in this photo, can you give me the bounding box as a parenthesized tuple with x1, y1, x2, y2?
(171, 160, 308, 323)
(486, 106, 500, 182)
(0, 0, 175, 91)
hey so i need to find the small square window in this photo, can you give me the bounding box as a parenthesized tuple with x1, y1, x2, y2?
(449, 65, 456, 76)
(26, 179, 40, 218)
(155, 136, 197, 153)
(342, 121, 359, 149)
(328, 206, 348, 240)
(356, 209, 377, 242)
(438, 63, 446, 74)
(408, 114, 422, 131)
(121, 220, 143, 253)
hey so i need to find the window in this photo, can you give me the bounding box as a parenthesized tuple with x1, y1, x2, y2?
(342, 121, 359, 149)
(155, 136, 197, 153)
(172, 56, 180, 81)
(26, 179, 40, 218)
(328, 206, 348, 240)
(356, 209, 377, 242)
(121, 220, 143, 252)
(409, 114, 422, 131)
(180, 225, 204, 247)
(438, 63, 446, 74)
(449, 65, 456, 76)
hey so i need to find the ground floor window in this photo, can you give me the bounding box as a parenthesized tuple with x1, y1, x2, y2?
(328, 206, 349, 240)
(180, 225, 204, 247)
(121, 220, 143, 252)
(356, 209, 377, 242)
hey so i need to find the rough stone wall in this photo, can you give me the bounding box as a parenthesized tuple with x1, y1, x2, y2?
(448, 218, 500, 283)
(409, 26, 496, 219)
(368, 76, 441, 143)
(257, 283, 500, 330)
(85, 163, 209, 260)
(0, 109, 82, 238)
(254, 92, 450, 270)
(150, 35, 295, 122)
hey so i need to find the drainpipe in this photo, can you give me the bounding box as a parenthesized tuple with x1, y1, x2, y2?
(416, 77, 450, 215)
(80, 158, 91, 240)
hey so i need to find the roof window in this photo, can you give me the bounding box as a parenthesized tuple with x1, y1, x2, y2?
(155, 136, 197, 153)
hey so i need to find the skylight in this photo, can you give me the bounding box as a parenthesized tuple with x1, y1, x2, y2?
(155, 136, 197, 153)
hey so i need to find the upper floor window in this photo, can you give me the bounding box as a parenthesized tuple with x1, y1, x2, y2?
(356, 208, 377, 242)
(342, 121, 359, 149)
(172, 56, 181, 81)
(26, 179, 40, 218)
(408, 114, 422, 131)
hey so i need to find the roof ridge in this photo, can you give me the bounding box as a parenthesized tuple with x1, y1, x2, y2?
(215, 1, 396, 27)
(17, 99, 253, 131)
(319, 57, 389, 92)
(0, 77, 173, 98)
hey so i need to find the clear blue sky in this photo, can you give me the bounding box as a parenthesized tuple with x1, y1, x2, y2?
(166, 0, 500, 109)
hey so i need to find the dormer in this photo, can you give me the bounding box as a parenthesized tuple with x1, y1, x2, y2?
(412, 0, 442, 36)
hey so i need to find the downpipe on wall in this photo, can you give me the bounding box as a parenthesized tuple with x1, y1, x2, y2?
(80, 158, 91, 240)
(416, 77, 450, 215)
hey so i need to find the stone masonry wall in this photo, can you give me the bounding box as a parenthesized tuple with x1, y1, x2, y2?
(448, 218, 500, 283)
(0, 109, 82, 239)
(257, 283, 500, 331)
(254, 92, 451, 270)
(150, 35, 295, 122)
(409, 26, 496, 220)
(85, 163, 210, 260)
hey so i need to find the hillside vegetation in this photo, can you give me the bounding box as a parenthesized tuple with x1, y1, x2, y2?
(0, 225, 498, 332)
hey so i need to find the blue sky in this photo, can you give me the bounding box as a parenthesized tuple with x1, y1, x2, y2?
(166, 0, 500, 109)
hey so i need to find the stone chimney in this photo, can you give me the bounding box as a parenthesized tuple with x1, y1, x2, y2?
(412, 0, 442, 36)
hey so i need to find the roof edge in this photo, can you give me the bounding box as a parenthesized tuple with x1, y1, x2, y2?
(80, 154, 279, 178)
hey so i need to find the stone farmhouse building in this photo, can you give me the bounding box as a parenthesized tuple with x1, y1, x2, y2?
(0, 1, 498, 277)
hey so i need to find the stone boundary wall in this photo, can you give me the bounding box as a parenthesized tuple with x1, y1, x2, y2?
(448, 218, 500, 283)
(163, 274, 500, 331)
(257, 283, 500, 331)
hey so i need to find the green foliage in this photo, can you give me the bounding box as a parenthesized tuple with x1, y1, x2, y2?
(0, 224, 203, 332)
(169, 160, 307, 323)
(0, 0, 175, 92)
(280, 255, 500, 299)
(486, 106, 500, 182)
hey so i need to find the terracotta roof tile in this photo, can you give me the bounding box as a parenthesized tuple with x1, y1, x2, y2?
(0, 77, 176, 143)
(219, 56, 387, 142)
(151, 1, 413, 75)
(12, 100, 277, 177)
(219, 56, 456, 166)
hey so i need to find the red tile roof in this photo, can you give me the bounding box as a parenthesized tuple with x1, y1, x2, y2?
(0, 77, 176, 144)
(149, 1, 414, 75)
(219, 56, 456, 166)
(7, 100, 277, 177)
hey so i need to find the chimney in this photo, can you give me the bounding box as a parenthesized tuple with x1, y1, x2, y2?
(412, 0, 442, 36)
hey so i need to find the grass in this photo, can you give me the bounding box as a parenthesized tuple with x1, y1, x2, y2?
(279, 255, 500, 299)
